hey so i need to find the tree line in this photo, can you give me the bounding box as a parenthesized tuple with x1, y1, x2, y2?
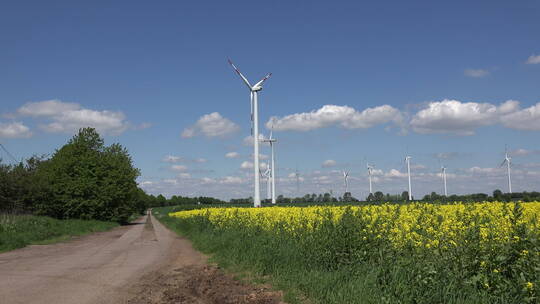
(1, 128, 146, 223)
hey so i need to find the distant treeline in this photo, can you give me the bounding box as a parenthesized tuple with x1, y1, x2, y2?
(142, 193, 225, 207)
(230, 189, 540, 205)
(0, 128, 146, 223)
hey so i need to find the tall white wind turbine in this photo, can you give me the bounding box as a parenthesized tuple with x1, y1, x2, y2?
(262, 126, 277, 204)
(367, 163, 374, 194)
(441, 166, 448, 196)
(500, 148, 512, 193)
(405, 156, 412, 200)
(228, 59, 272, 207)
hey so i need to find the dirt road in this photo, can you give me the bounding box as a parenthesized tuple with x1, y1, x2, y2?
(0, 211, 284, 304)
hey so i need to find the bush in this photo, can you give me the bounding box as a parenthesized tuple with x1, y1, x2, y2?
(35, 128, 140, 223)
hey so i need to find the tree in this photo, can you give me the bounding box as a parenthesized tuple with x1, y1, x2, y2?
(401, 191, 409, 201)
(374, 191, 384, 201)
(493, 189, 503, 200)
(36, 128, 140, 223)
(366, 193, 374, 202)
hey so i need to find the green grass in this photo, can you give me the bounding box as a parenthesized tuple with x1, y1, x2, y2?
(153, 205, 539, 304)
(0, 214, 118, 253)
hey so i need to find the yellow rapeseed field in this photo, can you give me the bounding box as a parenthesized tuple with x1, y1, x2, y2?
(170, 202, 540, 250)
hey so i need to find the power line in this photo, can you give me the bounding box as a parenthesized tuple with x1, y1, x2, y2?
(0, 143, 18, 163)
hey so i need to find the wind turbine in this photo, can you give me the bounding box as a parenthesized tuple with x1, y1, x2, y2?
(228, 59, 272, 207)
(342, 170, 350, 195)
(441, 165, 448, 196)
(405, 156, 412, 200)
(500, 147, 512, 193)
(262, 163, 271, 200)
(366, 163, 374, 194)
(262, 125, 277, 204)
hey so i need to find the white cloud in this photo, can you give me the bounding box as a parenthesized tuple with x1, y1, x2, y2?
(0, 122, 32, 138)
(181, 112, 239, 138)
(163, 179, 178, 185)
(501, 103, 540, 131)
(195, 158, 207, 163)
(240, 161, 268, 170)
(219, 176, 244, 185)
(17, 100, 80, 117)
(526, 54, 540, 64)
(467, 166, 502, 176)
(464, 69, 489, 78)
(178, 173, 191, 178)
(225, 152, 240, 158)
(411, 164, 427, 170)
(171, 165, 188, 171)
(201, 177, 215, 184)
(322, 159, 337, 168)
(16, 100, 131, 135)
(240, 161, 253, 169)
(243, 134, 266, 146)
(267, 104, 403, 132)
(511, 149, 540, 157)
(163, 155, 183, 163)
(410, 99, 520, 135)
(385, 169, 408, 178)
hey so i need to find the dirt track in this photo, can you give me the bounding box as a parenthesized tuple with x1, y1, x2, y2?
(0, 211, 284, 304)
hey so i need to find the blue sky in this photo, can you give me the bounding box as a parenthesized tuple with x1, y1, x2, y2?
(1, 0, 539, 200)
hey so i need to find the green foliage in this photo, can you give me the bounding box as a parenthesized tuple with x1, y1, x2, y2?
(0, 156, 50, 214)
(34, 128, 140, 223)
(0, 214, 117, 252)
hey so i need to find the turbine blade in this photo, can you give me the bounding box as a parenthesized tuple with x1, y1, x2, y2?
(254, 73, 272, 87)
(228, 59, 252, 89)
(500, 159, 507, 167)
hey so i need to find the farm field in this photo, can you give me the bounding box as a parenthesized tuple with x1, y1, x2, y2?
(164, 201, 540, 304)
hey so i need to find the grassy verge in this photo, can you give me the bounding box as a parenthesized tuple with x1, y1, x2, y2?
(0, 214, 118, 253)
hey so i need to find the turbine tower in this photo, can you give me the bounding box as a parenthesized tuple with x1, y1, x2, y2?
(405, 156, 412, 200)
(500, 148, 512, 193)
(367, 163, 374, 194)
(228, 59, 271, 207)
(441, 166, 448, 196)
(342, 170, 350, 195)
(262, 126, 277, 204)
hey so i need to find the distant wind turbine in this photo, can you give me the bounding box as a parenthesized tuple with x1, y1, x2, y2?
(441, 165, 448, 196)
(405, 156, 412, 200)
(500, 147, 512, 193)
(342, 170, 350, 195)
(262, 125, 277, 204)
(228, 59, 272, 207)
(367, 163, 374, 194)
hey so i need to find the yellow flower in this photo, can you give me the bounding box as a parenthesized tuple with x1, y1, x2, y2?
(526, 282, 534, 290)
